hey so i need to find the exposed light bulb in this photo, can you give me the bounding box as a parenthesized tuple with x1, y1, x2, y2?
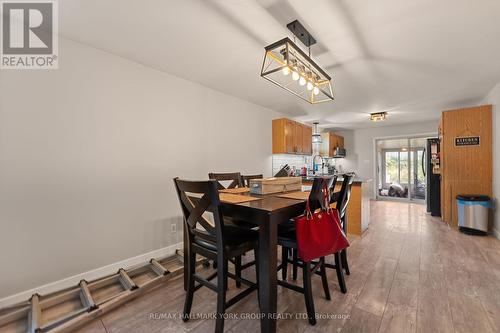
(307, 81, 314, 90)
(299, 76, 306, 86)
(313, 86, 319, 95)
(282, 66, 290, 76)
(292, 71, 300, 81)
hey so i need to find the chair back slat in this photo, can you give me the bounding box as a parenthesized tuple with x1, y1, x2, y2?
(241, 174, 263, 187)
(208, 172, 243, 190)
(325, 175, 338, 198)
(335, 174, 355, 219)
(308, 177, 326, 212)
(179, 192, 215, 234)
(174, 178, 225, 248)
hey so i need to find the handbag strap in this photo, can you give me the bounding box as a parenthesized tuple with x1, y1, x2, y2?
(305, 179, 330, 219)
(322, 181, 331, 212)
(305, 197, 313, 219)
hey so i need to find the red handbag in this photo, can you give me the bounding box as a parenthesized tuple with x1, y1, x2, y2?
(294, 184, 350, 262)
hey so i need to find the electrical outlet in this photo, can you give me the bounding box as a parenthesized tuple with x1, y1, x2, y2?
(171, 223, 176, 233)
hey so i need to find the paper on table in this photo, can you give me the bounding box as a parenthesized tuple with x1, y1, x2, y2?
(219, 193, 262, 204)
(219, 187, 250, 194)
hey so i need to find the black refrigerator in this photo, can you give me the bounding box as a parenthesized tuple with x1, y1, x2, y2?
(426, 138, 441, 216)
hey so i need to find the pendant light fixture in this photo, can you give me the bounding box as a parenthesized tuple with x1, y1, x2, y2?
(312, 122, 322, 143)
(260, 20, 334, 104)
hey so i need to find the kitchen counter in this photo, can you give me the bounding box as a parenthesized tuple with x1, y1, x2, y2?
(301, 174, 371, 185)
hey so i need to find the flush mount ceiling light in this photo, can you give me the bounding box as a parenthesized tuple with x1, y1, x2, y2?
(260, 20, 334, 104)
(312, 122, 322, 143)
(370, 112, 388, 122)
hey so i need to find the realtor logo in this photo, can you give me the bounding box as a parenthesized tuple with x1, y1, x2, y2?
(1, 0, 58, 69)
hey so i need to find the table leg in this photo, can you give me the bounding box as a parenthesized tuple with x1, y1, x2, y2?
(258, 217, 278, 333)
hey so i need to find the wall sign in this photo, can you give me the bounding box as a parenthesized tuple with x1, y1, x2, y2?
(455, 136, 480, 147)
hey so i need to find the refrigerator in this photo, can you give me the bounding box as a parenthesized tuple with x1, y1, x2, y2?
(426, 138, 441, 216)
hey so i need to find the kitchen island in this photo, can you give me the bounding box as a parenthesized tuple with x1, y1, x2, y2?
(303, 175, 372, 236)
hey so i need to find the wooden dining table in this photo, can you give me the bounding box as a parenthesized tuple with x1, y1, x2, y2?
(184, 190, 308, 333)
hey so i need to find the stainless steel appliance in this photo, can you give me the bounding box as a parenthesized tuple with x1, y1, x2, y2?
(333, 147, 346, 158)
(426, 138, 441, 216)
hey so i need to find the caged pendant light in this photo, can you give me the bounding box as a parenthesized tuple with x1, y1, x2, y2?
(260, 20, 334, 104)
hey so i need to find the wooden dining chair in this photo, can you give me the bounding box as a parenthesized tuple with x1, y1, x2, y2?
(333, 174, 355, 276)
(208, 172, 243, 190)
(240, 174, 263, 187)
(173, 178, 259, 333)
(282, 175, 338, 279)
(208, 171, 257, 238)
(306, 173, 355, 295)
(277, 177, 331, 325)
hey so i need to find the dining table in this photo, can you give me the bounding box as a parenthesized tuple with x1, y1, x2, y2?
(183, 189, 309, 333)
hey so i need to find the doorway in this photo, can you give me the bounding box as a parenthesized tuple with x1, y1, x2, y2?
(376, 136, 427, 203)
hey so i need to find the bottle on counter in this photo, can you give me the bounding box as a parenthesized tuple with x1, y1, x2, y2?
(300, 165, 307, 176)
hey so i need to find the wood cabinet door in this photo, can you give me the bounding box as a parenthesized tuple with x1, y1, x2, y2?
(293, 123, 303, 153)
(337, 135, 344, 149)
(302, 125, 312, 155)
(284, 119, 295, 153)
(329, 135, 337, 156)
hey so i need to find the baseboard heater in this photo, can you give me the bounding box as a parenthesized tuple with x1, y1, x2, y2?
(0, 250, 203, 333)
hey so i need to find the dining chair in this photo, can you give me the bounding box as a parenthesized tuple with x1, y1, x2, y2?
(173, 178, 258, 333)
(209, 171, 257, 236)
(208, 172, 243, 190)
(309, 173, 354, 295)
(277, 177, 331, 325)
(282, 175, 343, 279)
(240, 174, 263, 187)
(333, 174, 355, 276)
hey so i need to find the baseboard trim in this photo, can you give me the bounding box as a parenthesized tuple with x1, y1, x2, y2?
(493, 227, 500, 240)
(0, 242, 182, 309)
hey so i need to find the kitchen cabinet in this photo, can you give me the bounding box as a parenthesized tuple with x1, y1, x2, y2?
(320, 132, 345, 157)
(284, 119, 294, 153)
(272, 118, 312, 155)
(293, 122, 303, 153)
(302, 125, 312, 155)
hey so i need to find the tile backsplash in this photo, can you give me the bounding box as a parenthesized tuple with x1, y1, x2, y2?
(272, 154, 350, 176)
(272, 154, 312, 176)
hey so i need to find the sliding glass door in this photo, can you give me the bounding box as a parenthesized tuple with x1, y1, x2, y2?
(382, 149, 408, 197)
(376, 137, 427, 202)
(409, 138, 426, 201)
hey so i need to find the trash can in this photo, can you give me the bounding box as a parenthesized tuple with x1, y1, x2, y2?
(456, 195, 490, 235)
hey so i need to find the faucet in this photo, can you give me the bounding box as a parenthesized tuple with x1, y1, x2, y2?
(312, 154, 324, 174)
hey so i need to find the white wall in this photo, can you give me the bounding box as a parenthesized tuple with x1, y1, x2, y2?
(0, 38, 280, 299)
(344, 121, 439, 198)
(334, 130, 357, 174)
(482, 83, 500, 239)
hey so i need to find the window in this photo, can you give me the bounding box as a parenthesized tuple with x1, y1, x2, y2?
(400, 152, 408, 184)
(383, 150, 409, 186)
(384, 151, 399, 184)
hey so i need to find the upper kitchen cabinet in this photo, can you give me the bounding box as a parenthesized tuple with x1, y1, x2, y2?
(272, 118, 312, 155)
(302, 125, 312, 155)
(320, 132, 345, 157)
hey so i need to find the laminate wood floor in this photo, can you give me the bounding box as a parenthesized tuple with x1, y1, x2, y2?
(75, 201, 500, 333)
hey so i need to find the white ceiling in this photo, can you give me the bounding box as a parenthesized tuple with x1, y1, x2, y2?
(59, 0, 500, 129)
